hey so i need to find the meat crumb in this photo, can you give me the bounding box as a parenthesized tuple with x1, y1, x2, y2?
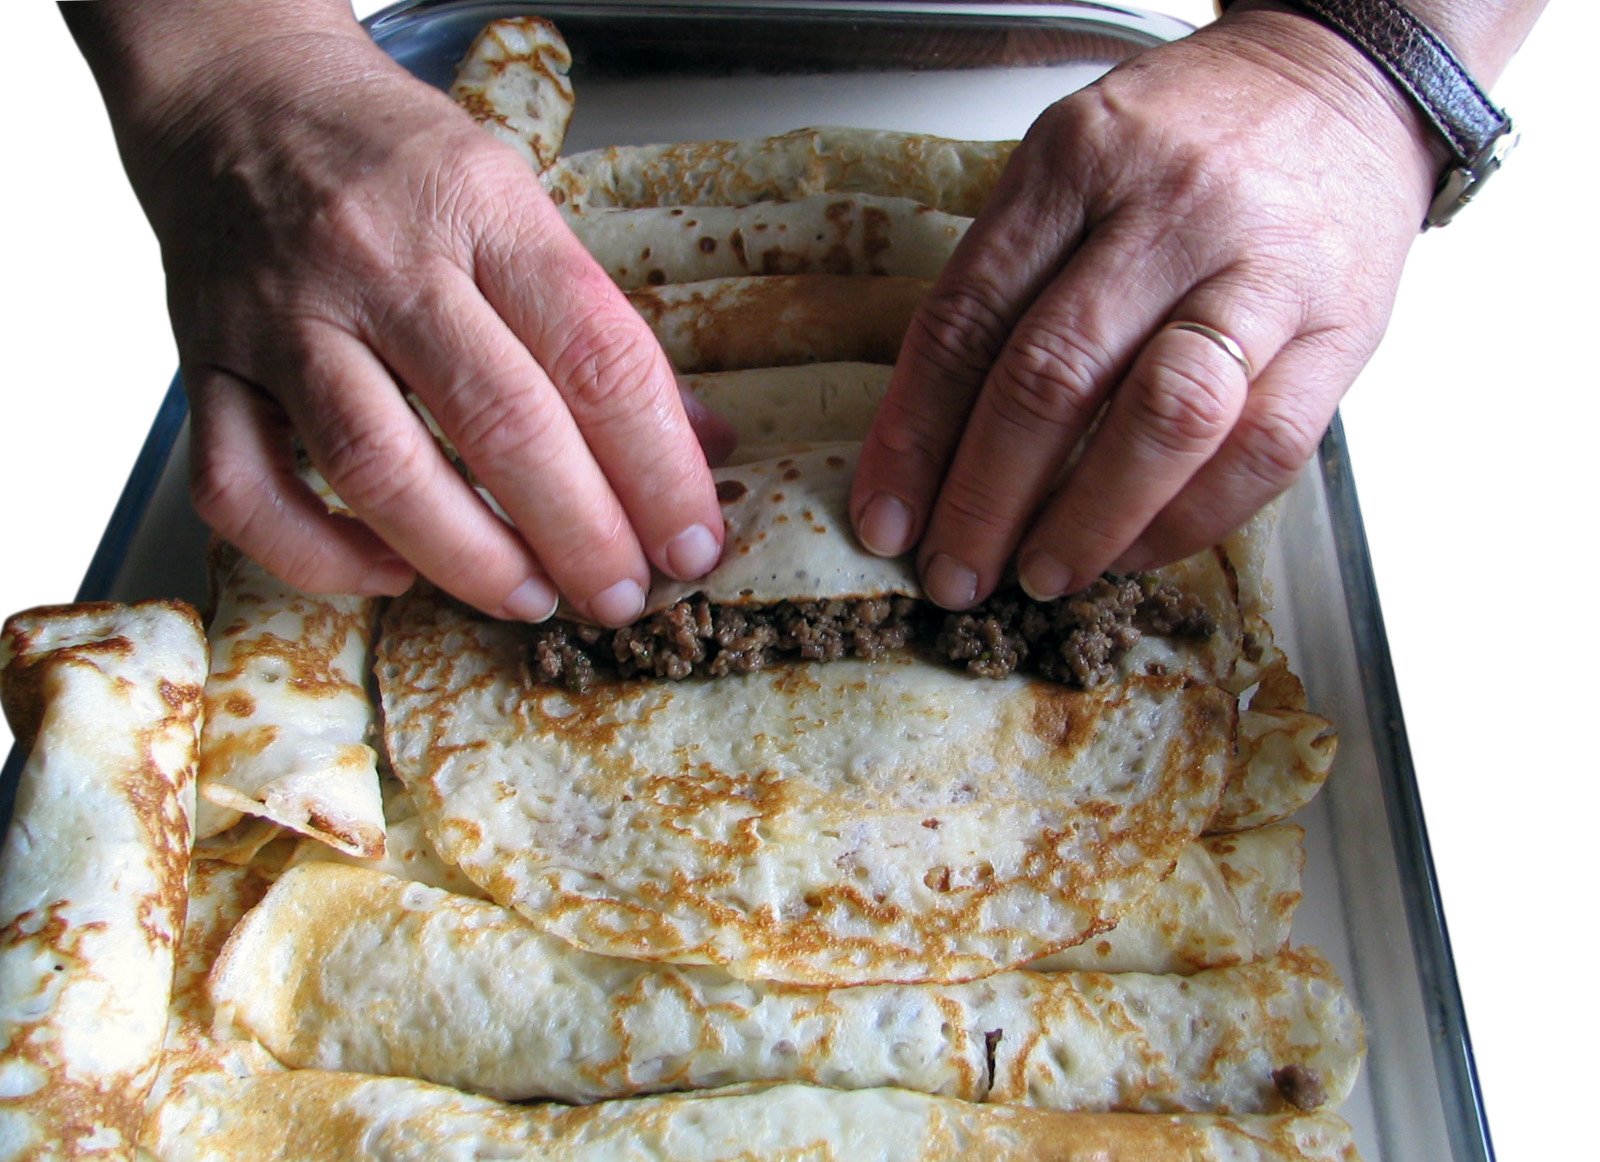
(1272, 1063, 1327, 1111)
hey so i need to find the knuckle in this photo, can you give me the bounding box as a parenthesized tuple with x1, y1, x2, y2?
(446, 383, 563, 476)
(309, 188, 400, 280)
(1231, 404, 1324, 489)
(543, 515, 637, 585)
(1048, 500, 1127, 562)
(190, 470, 333, 594)
(867, 391, 958, 469)
(938, 475, 1025, 538)
(1128, 356, 1238, 455)
(986, 332, 1109, 432)
(247, 537, 339, 596)
(905, 282, 1015, 380)
(189, 451, 264, 538)
(545, 315, 661, 421)
(315, 418, 433, 515)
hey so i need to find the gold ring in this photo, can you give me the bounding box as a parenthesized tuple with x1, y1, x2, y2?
(1165, 321, 1253, 380)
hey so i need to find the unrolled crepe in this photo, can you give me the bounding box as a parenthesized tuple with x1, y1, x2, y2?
(197, 549, 385, 858)
(567, 194, 969, 289)
(546, 126, 1017, 217)
(379, 581, 1233, 984)
(150, 1073, 1362, 1162)
(628, 275, 927, 372)
(449, 16, 574, 170)
(0, 601, 206, 1158)
(210, 863, 1363, 1111)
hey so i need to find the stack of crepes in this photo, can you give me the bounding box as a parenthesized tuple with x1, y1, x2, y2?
(0, 17, 1363, 1162)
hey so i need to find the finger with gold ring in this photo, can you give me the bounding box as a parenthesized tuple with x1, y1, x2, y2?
(1164, 320, 1253, 380)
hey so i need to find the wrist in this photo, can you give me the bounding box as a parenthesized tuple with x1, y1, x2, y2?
(1207, 5, 1446, 218)
(1216, 0, 1540, 225)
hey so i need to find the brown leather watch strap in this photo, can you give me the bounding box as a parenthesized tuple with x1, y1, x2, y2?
(1219, 0, 1517, 226)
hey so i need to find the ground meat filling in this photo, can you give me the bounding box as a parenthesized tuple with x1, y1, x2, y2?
(528, 575, 1212, 693)
(935, 575, 1215, 685)
(530, 596, 917, 692)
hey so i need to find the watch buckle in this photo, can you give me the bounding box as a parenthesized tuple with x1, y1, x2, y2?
(1426, 123, 1519, 229)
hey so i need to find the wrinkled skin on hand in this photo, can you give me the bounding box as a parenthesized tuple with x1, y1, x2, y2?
(127, 23, 730, 626)
(851, 8, 1444, 609)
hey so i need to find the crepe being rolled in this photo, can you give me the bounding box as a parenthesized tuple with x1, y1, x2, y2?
(150, 1072, 1361, 1162)
(210, 863, 1362, 1111)
(546, 126, 1018, 216)
(0, 601, 206, 1159)
(196, 549, 385, 859)
(375, 439, 1336, 984)
(380, 590, 1233, 985)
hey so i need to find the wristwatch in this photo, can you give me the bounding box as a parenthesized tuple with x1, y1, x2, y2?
(1217, 0, 1517, 227)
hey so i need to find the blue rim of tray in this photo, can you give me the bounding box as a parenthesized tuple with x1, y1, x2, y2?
(3, 5, 1492, 1158)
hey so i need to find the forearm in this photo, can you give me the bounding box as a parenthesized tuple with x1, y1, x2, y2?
(1382, 0, 1548, 82)
(1225, 0, 1547, 82)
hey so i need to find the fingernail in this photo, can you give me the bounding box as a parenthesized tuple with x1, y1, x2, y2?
(502, 576, 559, 623)
(663, 523, 720, 579)
(589, 578, 646, 627)
(858, 493, 913, 557)
(1115, 542, 1154, 573)
(923, 553, 978, 610)
(1019, 551, 1073, 602)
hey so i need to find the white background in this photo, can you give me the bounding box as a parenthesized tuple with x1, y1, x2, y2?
(2, 2, 1594, 1157)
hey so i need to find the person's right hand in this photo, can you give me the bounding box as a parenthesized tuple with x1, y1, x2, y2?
(70, 3, 731, 626)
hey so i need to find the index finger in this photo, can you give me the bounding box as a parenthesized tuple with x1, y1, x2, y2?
(850, 137, 1090, 560)
(474, 192, 728, 611)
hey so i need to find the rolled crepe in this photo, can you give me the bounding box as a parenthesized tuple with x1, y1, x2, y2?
(141, 857, 283, 1150)
(449, 16, 573, 170)
(210, 864, 1364, 1112)
(197, 549, 386, 859)
(628, 275, 927, 372)
(1025, 825, 1302, 974)
(546, 126, 1017, 216)
(0, 601, 206, 1159)
(567, 194, 969, 289)
(150, 1073, 1361, 1162)
(1211, 660, 1339, 835)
